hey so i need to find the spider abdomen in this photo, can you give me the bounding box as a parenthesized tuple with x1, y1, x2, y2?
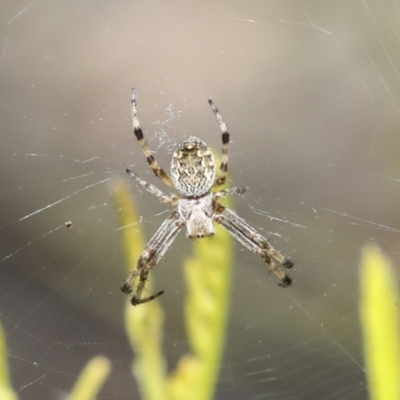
(171, 136, 216, 196)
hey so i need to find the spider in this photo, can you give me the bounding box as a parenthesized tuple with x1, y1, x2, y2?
(121, 88, 293, 306)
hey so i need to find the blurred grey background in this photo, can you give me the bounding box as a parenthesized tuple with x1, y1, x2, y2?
(1, 1, 400, 399)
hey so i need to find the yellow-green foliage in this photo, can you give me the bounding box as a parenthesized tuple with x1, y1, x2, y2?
(113, 170, 233, 400)
(360, 244, 400, 400)
(112, 178, 167, 400)
(67, 356, 111, 400)
(0, 317, 18, 400)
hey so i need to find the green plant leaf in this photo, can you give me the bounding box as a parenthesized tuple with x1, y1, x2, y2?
(360, 244, 400, 400)
(0, 317, 18, 400)
(67, 356, 111, 400)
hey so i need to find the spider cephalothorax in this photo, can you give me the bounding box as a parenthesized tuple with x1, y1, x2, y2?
(121, 88, 293, 306)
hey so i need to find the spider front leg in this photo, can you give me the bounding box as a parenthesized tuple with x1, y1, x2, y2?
(126, 169, 179, 206)
(121, 267, 164, 305)
(131, 88, 174, 188)
(208, 99, 230, 188)
(215, 205, 293, 287)
(121, 212, 183, 306)
(214, 186, 246, 200)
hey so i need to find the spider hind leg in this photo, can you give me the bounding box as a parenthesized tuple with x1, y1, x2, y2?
(278, 275, 292, 288)
(131, 290, 165, 306)
(215, 206, 294, 287)
(121, 212, 183, 306)
(283, 258, 294, 269)
(120, 282, 133, 294)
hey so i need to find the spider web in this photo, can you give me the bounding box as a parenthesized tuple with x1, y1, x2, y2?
(1, 1, 399, 399)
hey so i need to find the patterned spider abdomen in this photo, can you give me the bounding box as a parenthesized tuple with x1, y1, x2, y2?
(171, 136, 216, 196)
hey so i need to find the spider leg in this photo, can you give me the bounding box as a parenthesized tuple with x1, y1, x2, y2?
(126, 169, 179, 206)
(121, 211, 184, 306)
(208, 99, 230, 188)
(131, 88, 174, 188)
(214, 186, 246, 200)
(215, 205, 293, 287)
